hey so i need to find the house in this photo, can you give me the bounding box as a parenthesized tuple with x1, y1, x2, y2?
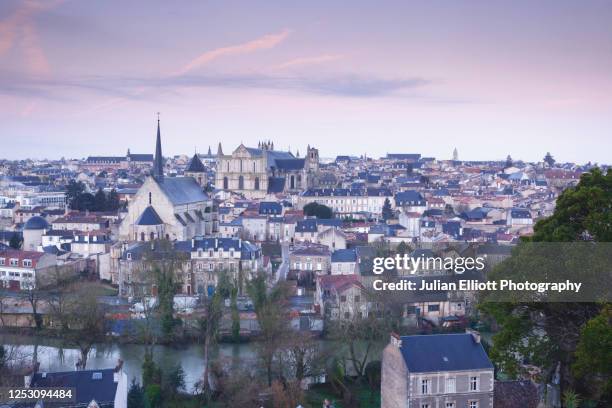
(395, 191, 427, 213)
(331, 248, 358, 275)
(289, 243, 331, 281)
(506, 208, 533, 226)
(26, 363, 128, 408)
(315, 274, 368, 320)
(381, 331, 494, 408)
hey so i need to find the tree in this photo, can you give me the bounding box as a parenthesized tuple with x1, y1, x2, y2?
(66, 180, 85, 208)
(93, 188, 107, 212)
(127, 378, 145, 408)
(572, 305, 612, 403)
(544, 152, 556, 167)
(303, 202, 333, 219)
(163, 364, 185, 396)
(381, 198, 393, 221)
(199, 289, 223, 402)
(328, 315, 389, 379)
(505, 155, 513, 168)
(9, 233, 22, 250)
(247, 273, 290, 386)
(481, 169, 611, 399)
(107, 189, 121, 211)
(231, 286, 241, 343)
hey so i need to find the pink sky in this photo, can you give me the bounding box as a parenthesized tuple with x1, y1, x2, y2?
(0, 0, 611, 163)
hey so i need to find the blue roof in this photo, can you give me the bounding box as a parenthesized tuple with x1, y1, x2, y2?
(156, 177, 208, 205)
(296, 219, 317, 233)
(136, 206, 163, 225)
(23, 216, 49, 230)
(186, 153, 206, 172)
(274, 158, 305, 170)
(30, 368, 119, 405)
(259, 201, 282, 215)
(399, 333, 494, 373)
(331, 248, 357, 263)
(395, 191, 425, 206)
(267, 177, 286, 193)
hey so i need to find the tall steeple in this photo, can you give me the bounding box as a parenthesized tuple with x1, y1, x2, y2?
(153, 113, 164, 181)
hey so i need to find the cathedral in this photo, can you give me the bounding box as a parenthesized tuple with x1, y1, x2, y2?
(119, 120, 215, 242)
(215, 141, 320, 198)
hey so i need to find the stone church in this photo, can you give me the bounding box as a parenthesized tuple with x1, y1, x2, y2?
(215, 141, 320, 198)
(119, 120, 215, 242)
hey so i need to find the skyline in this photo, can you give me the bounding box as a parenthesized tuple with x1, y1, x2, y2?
(1, 1, 611, 163)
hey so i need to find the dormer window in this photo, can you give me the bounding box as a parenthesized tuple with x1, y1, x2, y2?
(126, 253, 132, 260)
(10, 258, 18, 266)
(23, 260, 32, 267)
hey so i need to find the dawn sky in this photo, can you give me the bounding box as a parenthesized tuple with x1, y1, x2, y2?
(1, 0, 611, 163)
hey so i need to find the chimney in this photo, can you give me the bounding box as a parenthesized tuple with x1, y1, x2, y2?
(390, 332, 402, 348)
(466, 328, 481, 343)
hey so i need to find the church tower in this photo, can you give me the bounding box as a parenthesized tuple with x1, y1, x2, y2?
(305, 144, 319, 173)
(153, 115, 164, 181)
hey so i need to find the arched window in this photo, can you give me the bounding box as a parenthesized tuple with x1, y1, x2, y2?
(223, 177, 228, 190)
(290, 175, 295, 189)
(240, 160, 243, 172)
(238, 176, 244, 190)
(254, 177, 260, 190)
(150, 232, 155, 241)
(140, 232, 145, 241)
(149, 192, 152, 205)
(166, 234, 170, 240)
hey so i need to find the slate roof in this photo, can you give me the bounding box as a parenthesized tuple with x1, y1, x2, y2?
(136, 206, 163, 225)
(399, 333, 494, 373)
(296, 219, 317, 233)
(267, 177, 286, 193)
(156, 177, 208, 205)
(29, 368, 119, 407)
(23, 216, 49, 230)
(128, 153, 154, 162)
(386, 153, 421, 161)
(395, 191, 425, 206)
(259, 201, 282, 215)
(186, 153, 206, 173)
(275, 158, 305, 170)
(331, 248, 357, 263)
(510, 208, 531, 219)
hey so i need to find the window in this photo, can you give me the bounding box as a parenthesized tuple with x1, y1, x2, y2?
(344, 312, 350, 319)
(354, 295, 360, 303)
(446, 377, 456, 393)
(428, 304, 440, 312)
(238, 176, 244, 190)
(421, 379, 430, 395)
(0, 258, 4, 265)
(470, 376, 479, 391)
(421, 405, 429, 408)
(340, 295, 347, 302)
(254, 177, 260, 190)
(223, 177, 229, 190)
(469, 402, 478, 408)
(10, 259, 18, 266)
(445, 403, 455, 408)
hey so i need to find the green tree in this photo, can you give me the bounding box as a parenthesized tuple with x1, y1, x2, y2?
(66, 180, 85, 209)
(93, 188, 107, 212)
(107, 188, 121, 211)
(142, 350, 162, 388)
(163, 364, 185, 396)
(144, 384, 162, 408)
(481, 169, 611, 398)
(231, 286, 241, 343)
(127, 378, 145, 408)
(9, 233, 22, 250)
(573, 305, 612, 403)
(382, 198, 393, 221)
(199, 289, 222, 402)
(303, 202, 333, 219)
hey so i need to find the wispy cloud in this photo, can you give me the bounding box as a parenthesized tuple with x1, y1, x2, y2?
(0, 71, 432, 101)
(175, 29, 291, 76)
(275, 54, 344, 70)
(0, 0, 63, 75)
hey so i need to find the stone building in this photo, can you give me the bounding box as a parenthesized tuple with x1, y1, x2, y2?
(381, 331, 494, 408)
(118, 119, 215, 242)
(215, 141, 320, 198)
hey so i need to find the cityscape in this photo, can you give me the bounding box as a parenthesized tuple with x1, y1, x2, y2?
(1, 1, 611, 408)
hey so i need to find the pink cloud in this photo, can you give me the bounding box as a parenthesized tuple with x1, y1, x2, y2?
(275, 54, 344, 70)
(175, 29, 291, 75)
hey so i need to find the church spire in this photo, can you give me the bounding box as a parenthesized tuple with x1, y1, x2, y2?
(153, 113, 164, 181)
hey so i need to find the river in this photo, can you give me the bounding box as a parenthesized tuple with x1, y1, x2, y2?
(1, 334, 384, 392)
